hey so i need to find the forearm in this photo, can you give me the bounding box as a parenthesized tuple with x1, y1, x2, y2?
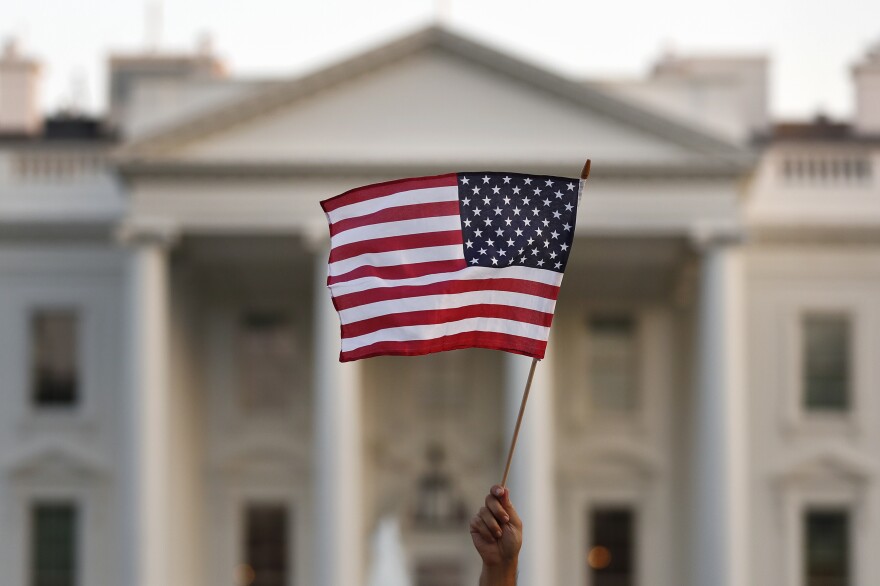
(480, 561, 517, 586)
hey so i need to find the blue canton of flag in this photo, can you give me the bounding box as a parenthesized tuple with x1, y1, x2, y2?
(457, 172, 579, 273)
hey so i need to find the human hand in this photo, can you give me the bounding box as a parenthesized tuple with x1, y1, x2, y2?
(470, 485, 522, 575)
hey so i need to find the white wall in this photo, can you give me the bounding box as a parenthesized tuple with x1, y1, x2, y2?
(746, 247, 880, 586)
(0, 246, 126, 586)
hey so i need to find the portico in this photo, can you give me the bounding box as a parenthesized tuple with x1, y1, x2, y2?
(113, 26, 753, 586)
(113, 192, 748, 586)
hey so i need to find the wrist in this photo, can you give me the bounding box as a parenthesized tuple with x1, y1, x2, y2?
(481, 560, 518, 585)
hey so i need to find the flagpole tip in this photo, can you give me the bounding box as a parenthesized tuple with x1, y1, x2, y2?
(580, 159, 592, 180)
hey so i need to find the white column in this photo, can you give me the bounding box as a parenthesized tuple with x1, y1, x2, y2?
(691, 241, 747, 586)
(504, 352, 556, 586)
(313, 244, 364, 586)
(120, 227, 175, 586)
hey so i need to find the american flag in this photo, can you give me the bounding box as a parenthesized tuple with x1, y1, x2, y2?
(321, 172, 581, 362)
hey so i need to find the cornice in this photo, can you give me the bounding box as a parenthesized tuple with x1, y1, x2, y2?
(688, 220, 747, 251)
(115, 216, 180, 247)
(748, 223, 880, 245)
(115, 158, 754, 181)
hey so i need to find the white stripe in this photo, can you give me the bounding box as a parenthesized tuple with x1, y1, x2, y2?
(339, 290, 557, 324)
(329, 264, 564, 295)
(327, 185, 459, 223)
(340, 318, 550, 352)
(330, 215, 461, 248)
(328, 245, 465, 277)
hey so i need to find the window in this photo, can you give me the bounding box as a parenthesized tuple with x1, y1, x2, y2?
(588, 507, 635, 586)
(31, 502, 77, 586)
(587, 315, 638, 412)
(238, 312, 297, 415)
(31, 310, 79, 407)
(805, 509, 849, 586)
(802, 314, 850, 411)
(245, 504, 289, 586)
(416, 352, 466, 413)
(415, 560, 463, 586)
(413, 445, 466, 529)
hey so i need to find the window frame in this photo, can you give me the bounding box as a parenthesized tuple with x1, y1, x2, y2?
(206, 299, 309, 433)
(587, 505, 637, 586)
(563, 484, 653, 586)
(780, 484, 864, 586)
(803, 507, 850, 586)
(800, 312, 852, 413)
(236, 309, 300, 419)
(11, 282, 115, 430)
(30, 500, 79, 586)
(212, 481, 307, 586)
(0, 250, 126, 433)
(560, 305, 679, 440)
(243, 502, 291, 586)
(781, 301, 864, 435)
(584, 313, 641, 416)
(30, 308, 81, 410)
(577, 308, 645, 426)
(10, 482, 101, 586)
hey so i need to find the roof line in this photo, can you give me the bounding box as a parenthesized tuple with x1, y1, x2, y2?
(117, 25, 750, 162)
(428, 28, 748, 158)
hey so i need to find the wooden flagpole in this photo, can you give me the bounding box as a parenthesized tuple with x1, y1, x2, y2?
(500, 159, 591, 488)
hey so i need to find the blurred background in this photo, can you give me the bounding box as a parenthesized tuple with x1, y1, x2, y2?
(1, 1, 879, 586)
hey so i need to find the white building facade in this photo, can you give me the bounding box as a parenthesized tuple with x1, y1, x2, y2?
(1, 26, 879, 586)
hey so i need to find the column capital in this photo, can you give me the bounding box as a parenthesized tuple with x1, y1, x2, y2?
(116, 217, 180, 248)
(688, 221, 746, 252)
(302, 221, 330, 253)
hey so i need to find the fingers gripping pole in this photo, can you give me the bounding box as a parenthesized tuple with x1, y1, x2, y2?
(500, 357, 539, 488)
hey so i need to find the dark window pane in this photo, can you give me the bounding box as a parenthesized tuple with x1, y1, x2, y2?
(589, 507, 635, 586)
(32, 503, 77, 586)
(31, 311, 79, 407)
(246, 505, 289, 586)
(588, 315, 638, 412)
(806, 510, 849, 586)
(803, 315, 850, 411)
(416, 560, 463, 586)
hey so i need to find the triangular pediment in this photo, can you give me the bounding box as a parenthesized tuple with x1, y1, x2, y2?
(559, 440, 662, 481)
(214, 438, 310, 475)
(775, 447, 875, 485)
(119, 27, 749, 172)
(5, 442, 108, 478)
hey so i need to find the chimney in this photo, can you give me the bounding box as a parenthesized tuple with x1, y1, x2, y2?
(853, 41, 880, 135)
(0, 39, 42, 135)
(107, 36, 226, 131)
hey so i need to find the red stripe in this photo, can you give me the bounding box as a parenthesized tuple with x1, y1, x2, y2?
(321, 174, 458, 213)
(330, 201, 460, 236)
(329, 230, 463, 263)
(327, 259, 467, 286)
(334, 278, 560, 310)
(341, 304, 554, 338)
(339, 332, 547, 362)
